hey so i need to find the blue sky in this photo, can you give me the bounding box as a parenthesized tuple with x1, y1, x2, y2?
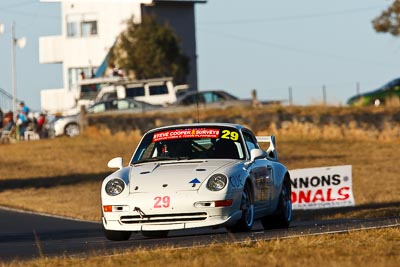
(1, 0, 400, 111)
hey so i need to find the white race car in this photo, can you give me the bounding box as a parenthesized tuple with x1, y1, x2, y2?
(101, 123, 292, 240)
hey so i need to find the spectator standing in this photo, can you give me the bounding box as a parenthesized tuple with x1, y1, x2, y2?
(16, 101, 30, 140)
(16, 110, 28, 140)
(36, 113, 47, 138)
(19, 101, 30, 114)
(0, 111, 15, 136)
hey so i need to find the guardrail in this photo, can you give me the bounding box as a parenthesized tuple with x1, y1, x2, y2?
(0, 88, 13, 112)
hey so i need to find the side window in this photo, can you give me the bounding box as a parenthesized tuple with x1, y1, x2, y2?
(116, 100, 132, 110)
(182, 94, 204, 105)
(149, 85, 168, 95)
(242, 132, 259, 154)
(102, 92, 117, 100)
(202, 92, 223, 104)
(126, 86, 145, 97)
(90, 103, 106, 113)
(203, 92, 218, 103)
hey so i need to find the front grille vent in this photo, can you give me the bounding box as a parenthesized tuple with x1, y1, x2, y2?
(120, 212, 208, 224)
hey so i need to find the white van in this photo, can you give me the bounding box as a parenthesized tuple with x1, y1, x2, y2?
(95, 77, 179, 106)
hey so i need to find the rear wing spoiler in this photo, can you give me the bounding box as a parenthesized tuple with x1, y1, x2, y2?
(256, 135, 278, 161)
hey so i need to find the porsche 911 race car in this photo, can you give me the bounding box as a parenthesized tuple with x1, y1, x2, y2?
(101, 123, 292, 241)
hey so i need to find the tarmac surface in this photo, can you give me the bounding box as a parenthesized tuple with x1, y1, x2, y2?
(0, 207, 399, 262)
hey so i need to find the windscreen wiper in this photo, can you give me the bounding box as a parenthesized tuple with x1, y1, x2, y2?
(133, 156, 192, 164)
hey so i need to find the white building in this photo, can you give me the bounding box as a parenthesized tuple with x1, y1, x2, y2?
(39, 0, 205, 113)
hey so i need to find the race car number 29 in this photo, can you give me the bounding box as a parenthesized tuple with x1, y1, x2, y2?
(154, 196, 170, 208)
(221, 130, 239, 141)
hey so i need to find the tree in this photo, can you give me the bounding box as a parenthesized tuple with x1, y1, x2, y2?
(372, 0, 400, 36)
(109, 15, 189, 84)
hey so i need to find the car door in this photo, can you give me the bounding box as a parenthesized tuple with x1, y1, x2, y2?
(242, 131, 273, 213)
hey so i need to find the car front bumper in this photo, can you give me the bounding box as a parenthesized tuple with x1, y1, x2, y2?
(102, 190, 242, 231)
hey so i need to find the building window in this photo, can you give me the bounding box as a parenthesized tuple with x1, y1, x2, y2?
(66, 13, 98, 38)
(68, 67, 97, 89)
(67, 21, 78, 37)
(81, 20, 97, 36)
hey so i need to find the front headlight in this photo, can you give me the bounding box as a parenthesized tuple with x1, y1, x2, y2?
(207, 174, 228, 191)
(105, 178, 125, 196)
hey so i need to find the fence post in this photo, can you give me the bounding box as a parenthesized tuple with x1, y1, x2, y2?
(80, 105, 87, 134)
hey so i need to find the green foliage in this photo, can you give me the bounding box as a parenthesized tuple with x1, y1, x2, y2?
(109, 15, 189, 84)
(372, 0, 400, 36)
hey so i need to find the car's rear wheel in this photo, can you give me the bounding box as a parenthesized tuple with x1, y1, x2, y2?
(142, 230, 169, 238)
(64, 123, 80, 137)
(227, 183, 254, 232)
(103, 228, 132, 241)
(261, 178, 292, 229)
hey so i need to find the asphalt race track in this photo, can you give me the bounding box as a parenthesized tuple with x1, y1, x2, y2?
(0, 207, 399, 262)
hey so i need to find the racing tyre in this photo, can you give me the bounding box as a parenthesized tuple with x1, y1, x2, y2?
(103, 228, 132, 241)
(64, 123, 80, 137)
(227, 183, 254, 232)
(261, 178, 292, 229)
(142, 231, 169, 238)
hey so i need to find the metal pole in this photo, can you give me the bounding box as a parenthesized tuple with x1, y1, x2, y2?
(11, 21, 17, 114)
(288, 86, 293, 105)
(322, 84, 326, 105)
(356, 82, 360, 96)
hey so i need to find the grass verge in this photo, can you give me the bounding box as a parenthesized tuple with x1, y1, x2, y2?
(0, 131, 399, 221)
(2, 227, 399, 267)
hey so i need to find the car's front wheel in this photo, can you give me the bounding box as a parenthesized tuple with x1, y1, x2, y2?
(261, 178, 292, 229)
(64, 123, 80, 137)
(103, 228, 132, 241)
(227, 183, 254, 232)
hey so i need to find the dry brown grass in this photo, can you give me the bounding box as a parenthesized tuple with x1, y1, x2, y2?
(0, 115, 399, 266)
(0, 123, 399, 221)
(3, 227, 399, 267)
(0, 128, 140, 221)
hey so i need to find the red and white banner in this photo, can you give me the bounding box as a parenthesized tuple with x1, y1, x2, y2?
(289, 165, 355, 210)
(153, 128, 220, 142)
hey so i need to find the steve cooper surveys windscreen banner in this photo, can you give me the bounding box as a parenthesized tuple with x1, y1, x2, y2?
(289, 165, 355, 210)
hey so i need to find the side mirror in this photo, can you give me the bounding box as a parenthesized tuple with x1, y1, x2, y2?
(108, 157, 123, 170)
(250, 148, 267, 162)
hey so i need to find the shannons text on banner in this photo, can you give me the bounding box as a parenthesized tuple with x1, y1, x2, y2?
(289, 165, 355, 210)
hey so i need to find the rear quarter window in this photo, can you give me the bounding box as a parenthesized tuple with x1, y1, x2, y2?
(149, 85, 168, 95)
(126, 86, 145, 97)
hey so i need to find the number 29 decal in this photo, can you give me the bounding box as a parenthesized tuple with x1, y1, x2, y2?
(154, 196, 171, 208)
(221, 129, 239, 141)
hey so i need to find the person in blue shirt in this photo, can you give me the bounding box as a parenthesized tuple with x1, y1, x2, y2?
(19, 101, 29, 114)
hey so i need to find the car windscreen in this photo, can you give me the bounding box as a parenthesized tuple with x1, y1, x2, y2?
(131, 126, 245, 163)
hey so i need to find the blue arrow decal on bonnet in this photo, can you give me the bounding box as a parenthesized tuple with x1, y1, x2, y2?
(189, 178, 201, 184)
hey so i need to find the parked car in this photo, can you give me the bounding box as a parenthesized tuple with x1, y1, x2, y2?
(173, 90, 242, 107)
(49, 98, 161, 137)
(87, 98, 162, 114)
(95, 77, 183, 106)
(47, 114, 81, 138)
(172, 90, 282, 108)
(347, 78, 400, 106)
(101, 123, 292, 240)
